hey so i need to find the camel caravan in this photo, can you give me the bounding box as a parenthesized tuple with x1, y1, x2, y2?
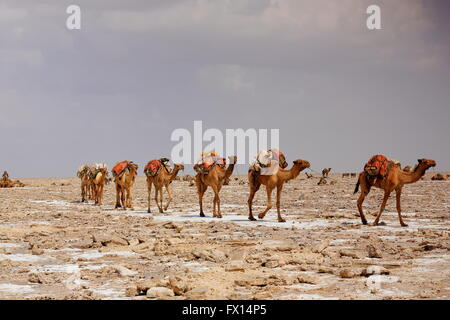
(74, 152, 440, 227)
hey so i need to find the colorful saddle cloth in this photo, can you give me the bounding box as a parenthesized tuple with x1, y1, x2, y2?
(364, 155, 399, 177)
(112, 161, 130, 176)
(144, 158, 171, 177)
(194, 152, 226, 174)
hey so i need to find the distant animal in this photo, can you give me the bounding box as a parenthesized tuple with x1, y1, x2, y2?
(305, 172, 313, 179)
(317, 177, 327, 185)
(350, 173, 356, 178)
(342, 173, 350, 178)
(431, 173, 447, 181)
(77, 165, 93, 202)
(91, 164, 109, 206)
(322, 168, 331, 178)
(354, 156, 436, 227)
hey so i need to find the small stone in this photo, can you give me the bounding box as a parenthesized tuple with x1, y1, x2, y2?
(28, 272, 42, 283)
(146, 287, 175, 298)
(113, 265, 137, 277)
(361, 265, 390, 276)
(297, 274, 319, 284)
(367, 245, 383, 258)
(31, 246, 44, 255)
(339, 269, 356, 278)
(225, 261, 246, 272)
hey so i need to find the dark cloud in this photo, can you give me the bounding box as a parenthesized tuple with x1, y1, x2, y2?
(0, 0, 449, 177)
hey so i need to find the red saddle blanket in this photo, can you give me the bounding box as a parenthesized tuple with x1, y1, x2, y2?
(197, 156, 226, 172)
(144, 160, 162, 176)
(364, 155, 389, 177)
(112, 161, 128, 176)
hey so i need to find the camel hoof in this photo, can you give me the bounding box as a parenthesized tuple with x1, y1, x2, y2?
(147, 209, 151, 213)
(200, 212, 205, 217)
(362, 220, 368, 225)
(248, 216, 256, 221)
(401, 223, 408, 227)
(278, 219, 286, 223)
(257, 214, 264, 220)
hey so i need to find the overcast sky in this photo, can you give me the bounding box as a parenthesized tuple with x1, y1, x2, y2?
(1, 0, 449, 177)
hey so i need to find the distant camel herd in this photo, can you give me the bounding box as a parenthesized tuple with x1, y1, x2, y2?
(73, 152, 439, 227)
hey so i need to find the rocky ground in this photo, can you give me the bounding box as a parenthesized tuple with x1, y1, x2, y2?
(0, 172, 449, 300)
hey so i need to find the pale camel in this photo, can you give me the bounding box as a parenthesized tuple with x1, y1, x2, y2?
(91, 167, 109, 205)
(354, 158, 436, 227)
(114, 162, 139, 210)
(195, 155, 237, 218)
(322, 168, 331, 178)
(248, 159, 310, 222)
(146, 162, 184, 213)
(77, 165, 92, 202)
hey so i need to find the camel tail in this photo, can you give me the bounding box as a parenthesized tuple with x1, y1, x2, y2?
(353, 179, 360, 194)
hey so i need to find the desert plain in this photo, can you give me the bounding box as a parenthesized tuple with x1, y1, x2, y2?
(0, 172, 449, 300)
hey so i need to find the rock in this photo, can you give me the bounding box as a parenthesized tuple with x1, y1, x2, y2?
(128, 239, 140, 246)
(191, 249, 227, 263)
(168, 277, 191, 295)
(113, 265, 137, 277)
(263, 260, 280, 268)
(318, 266, 334, 274)
(367, 245, 382, 258)
(235, 277, 268, 287)
(136, 280, 159, 293)
(28, 272, 42, 283)
(339, 269, 357, 278)
(184, 287, 209, 299)
(225, 261, 246, 272)
(361, 266, 390, 276)
(125, 285, 139, 297)
(163, 222, 183, 232)
(31, 245, 44, 255)
(146, 287, 175, 298)
(339, 249, 363, 259)
(92, 233, 128, 246)
(313, 240, 329, 253)
(297, 274, 320, 284)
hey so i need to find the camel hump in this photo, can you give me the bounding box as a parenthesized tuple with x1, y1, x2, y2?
(145, 159, 163, 176)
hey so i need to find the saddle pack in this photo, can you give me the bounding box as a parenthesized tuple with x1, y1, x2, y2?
(194, 152, 226, 174)
(364, 155, 399, 178)
(144, 158, 171, 177)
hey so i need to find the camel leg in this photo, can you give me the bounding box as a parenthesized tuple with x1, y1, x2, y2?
(154, 185, 162, 213)
(121, 187, 126, 210)
(370, 190, 391, 226)
(356, 174, 371, 225)
(276, 184, 285, 223)
(395, 188, 408, 227)
(216, 185, 222, 218)
(128, 187, 134, 210)
(147, 180, 152, 213)
(115, 184, 121, 208)
(164, 184, 173, 211)
(211, 185, 220, 218)
(158, 186, 164, 213)
(258, 186, 273, 220)
(81, 183, 86, 203)
(196, 176, 206, 217)
(247, 172, 261, 221)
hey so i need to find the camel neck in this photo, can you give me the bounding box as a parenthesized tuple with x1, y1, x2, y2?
(399, 165, 427, 184)
(279, 164, 302, 181)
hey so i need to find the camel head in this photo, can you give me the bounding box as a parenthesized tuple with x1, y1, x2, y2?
(128, 162, 139, 175)
(174, 163, 185, 171)
(417, 158, 436, 170)
(293, 159, 310, 170)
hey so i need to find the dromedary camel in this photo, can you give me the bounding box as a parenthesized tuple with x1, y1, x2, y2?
(91, 165, 109, 206)
(77, 165, 92, 202)
(195, 155, 237, 218)
(145, 160, 184, 213)
(354, 158, 436, 227)
(113, 161, 139, 210)
(322, 168, 331, 178)
(248, 159, 310, 222)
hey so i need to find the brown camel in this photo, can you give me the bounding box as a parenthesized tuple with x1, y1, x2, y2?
(322, 168, 331, 178)
(248, 159, 310, 222)
(145, 162, 184, 213)
(77, 165, 92, 202)
(113, 161, 139, 210)
(195, 155, 237, 218)
(91, 166, 109, 206)
(354, 158, 436, 227)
